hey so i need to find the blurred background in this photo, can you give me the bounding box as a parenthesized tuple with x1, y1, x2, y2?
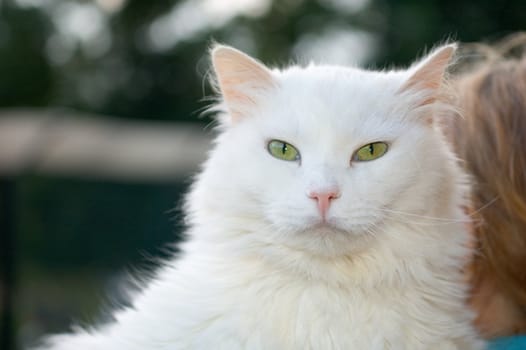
(0, 0, 525, 349)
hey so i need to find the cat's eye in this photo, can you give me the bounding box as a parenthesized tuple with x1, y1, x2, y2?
(267, 140, 300, 161)
(353, 142, 388, 162)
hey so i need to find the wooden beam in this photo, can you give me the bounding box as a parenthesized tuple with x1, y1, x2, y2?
(0, 109, 211, 182)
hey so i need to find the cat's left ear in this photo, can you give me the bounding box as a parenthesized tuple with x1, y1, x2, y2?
(211, 45, 276, 123)
(399, 44, 457, 116)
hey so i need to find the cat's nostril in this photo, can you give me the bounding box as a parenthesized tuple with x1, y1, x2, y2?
(308, 191, 340, 201)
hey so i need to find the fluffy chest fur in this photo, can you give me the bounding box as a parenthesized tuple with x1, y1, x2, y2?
(42, 235, 482, 350)
(104, 219, 480, 350)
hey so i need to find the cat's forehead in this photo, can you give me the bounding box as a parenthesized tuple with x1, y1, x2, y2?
(257, 65, 411, 143)
(272, 66, 407, 119)
(276, 65, 405, 96)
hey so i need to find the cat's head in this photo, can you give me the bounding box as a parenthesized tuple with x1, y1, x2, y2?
(190, 44, 460, 256)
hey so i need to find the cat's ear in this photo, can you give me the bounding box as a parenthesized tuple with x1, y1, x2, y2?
(211, 45, 275, 122)
(399, 44, 456, 115)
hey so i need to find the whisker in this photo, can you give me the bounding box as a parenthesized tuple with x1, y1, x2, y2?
(358, 194, 499, 228)
(466, 195, 499, 217)
(373, 207, 470, 223)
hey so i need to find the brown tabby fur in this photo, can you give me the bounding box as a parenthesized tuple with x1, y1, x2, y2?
(446, 46, 526, 337)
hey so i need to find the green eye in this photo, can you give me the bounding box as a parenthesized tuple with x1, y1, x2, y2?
(353, 142, 388, 162)
(267, 140, 300, 161)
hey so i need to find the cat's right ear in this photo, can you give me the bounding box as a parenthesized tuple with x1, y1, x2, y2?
(211, 45, 276, 123)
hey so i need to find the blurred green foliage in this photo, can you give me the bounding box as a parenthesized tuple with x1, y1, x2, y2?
(16, 176, 185, 269)
(2, 0, 525, 120)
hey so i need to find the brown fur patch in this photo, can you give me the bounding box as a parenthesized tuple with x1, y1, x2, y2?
(446, 57, 526, 338)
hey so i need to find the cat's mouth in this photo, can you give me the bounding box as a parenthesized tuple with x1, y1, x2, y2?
(307, 220, 351, 236)
(312, 221, 339, 230)
(288, 219, 379, 257)
(304, 216, 383, 238)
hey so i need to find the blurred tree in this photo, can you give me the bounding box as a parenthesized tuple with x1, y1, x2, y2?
(0, 4, 53, 106)
(376, 0, 526, 64)
(2, 0, 525, 120)
(17, 176, 186, 269)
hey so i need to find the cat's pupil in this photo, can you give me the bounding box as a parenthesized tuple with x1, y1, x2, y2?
(369, 144, 374, 155)
(282, 144, 288, 154)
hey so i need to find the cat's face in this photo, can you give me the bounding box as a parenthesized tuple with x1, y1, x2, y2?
(195, 45, 456, 255)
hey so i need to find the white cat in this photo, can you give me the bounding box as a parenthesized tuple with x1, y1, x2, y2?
(35, 44, 485, 349)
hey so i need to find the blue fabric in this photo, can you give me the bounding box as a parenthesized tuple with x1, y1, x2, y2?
(488, 336, 526, 350)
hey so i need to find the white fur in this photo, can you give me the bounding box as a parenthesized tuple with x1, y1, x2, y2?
(35, 47, 485, 350)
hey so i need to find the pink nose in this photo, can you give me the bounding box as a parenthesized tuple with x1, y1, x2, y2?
(308, 190, 340, 219)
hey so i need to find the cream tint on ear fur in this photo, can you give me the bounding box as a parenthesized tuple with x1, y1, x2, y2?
(399, 44, 456, 123)
(211, 45, 275, 122)
(34, 44, 484, 350)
